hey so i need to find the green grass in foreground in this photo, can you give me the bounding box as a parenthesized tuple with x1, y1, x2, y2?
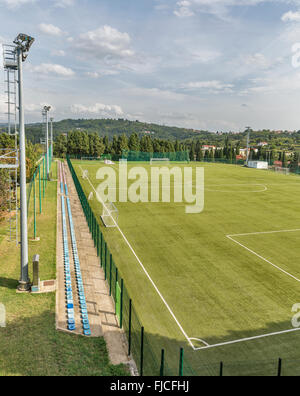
(0, 161, 128, 376)
(73, 160, 300, 376)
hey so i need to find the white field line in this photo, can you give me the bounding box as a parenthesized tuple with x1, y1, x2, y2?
(78, 162, 300, 350)
(78, 165, 195, 349)
(193, 328, 300, 351)
(229, 229, 300, 238)
(227, 234, 300, 283)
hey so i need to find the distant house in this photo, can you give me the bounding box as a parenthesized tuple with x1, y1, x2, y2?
(202, 145, 216, 150)
(143, 131, 155, 135)
(257, 142, 268, 147)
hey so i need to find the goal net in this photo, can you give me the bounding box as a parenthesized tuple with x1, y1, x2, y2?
(274, 167, 290, 175)
(101, 202, 119, 228)
(82, 169, 89, 179)
(150, 158, 170, 165)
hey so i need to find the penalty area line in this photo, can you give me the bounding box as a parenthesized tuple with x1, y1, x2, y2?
(193, 328, 300, 351)
(78, 165, 195, 349)
(226, 234, 300, 283)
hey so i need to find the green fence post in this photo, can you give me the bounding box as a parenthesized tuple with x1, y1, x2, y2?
(179, 348, 184, 377)
(160, 349, 165, 376)
(115, 267, 118, 303)
(92, 215, 95, 242)
(97, 224, 100, 256)
(109, 254, 112, 296)
(104, 242, 107, 280)
(45, 153, 47, 188)
(278, 358, 282, 377)
(43, 157, 45, 198)
(140, 327, 144, 377)
(128, 299, 132, 356)
(220, 362, 223, 377)
(100, 233, 103, 266)
(120, 278, 124, 329)
(39, 164, 42, 214)
(33, 172, 36, 239)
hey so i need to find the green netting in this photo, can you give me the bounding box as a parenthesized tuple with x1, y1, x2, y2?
(122, 150, 190, 162)
(130, 304, 143, 372)
(143, 332, 161, 376)
(116, 281, 121, 322)
(122, 287, 131, 342)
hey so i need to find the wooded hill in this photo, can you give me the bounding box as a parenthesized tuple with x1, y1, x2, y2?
(1, 118, 300, 150)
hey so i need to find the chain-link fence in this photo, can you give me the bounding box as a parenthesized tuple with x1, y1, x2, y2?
(27, 148, 53, 239)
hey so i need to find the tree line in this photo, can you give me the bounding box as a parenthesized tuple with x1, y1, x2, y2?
(54, 130, 189, 159)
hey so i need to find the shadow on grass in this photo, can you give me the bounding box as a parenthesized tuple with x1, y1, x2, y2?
(0, 277, 18, 290)
(0, 308, 128, 376)
(128, 318, 300, 377)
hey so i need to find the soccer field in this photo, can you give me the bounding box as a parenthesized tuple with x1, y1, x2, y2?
(72, 159, 300, 376)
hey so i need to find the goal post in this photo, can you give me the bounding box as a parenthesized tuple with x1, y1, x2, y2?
(122, 150, 190, 163)
(150, 158, 170, 165)
(101, 202, 119, 228)
(274, 166, 290, 175)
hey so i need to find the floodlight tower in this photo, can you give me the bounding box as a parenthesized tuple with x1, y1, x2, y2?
(43, 105, 51, 180)
(50, 117, 54, 161)
(13, 33, 35, 291)
(245, 126, 251, 166)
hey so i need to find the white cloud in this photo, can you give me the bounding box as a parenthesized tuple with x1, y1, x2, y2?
(38, 23, 65, 37)
(25, 103, 56, 113)
(127, 87, 187, 101)
(0, 94, 7, 120)
(0, 0, 36, 9)
(71, 103, 124, 117)
(30, 63, 75, 77)
(181, 80, 234, 91)
(51, 50, 66, 57)
(75, 25, 134, 60)
(172, 0, 300, 20)
(282, 10, 300, 22)
(54, 0, 74, 7)
(190, 49, 221, 63)
(244, 53, 271, 69)
(85, 70, 119, 79)
(174, 3, 195, 18)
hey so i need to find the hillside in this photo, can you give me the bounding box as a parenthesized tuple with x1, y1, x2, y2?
(1, 118, 300, 150)
(21, 118, 211, 144)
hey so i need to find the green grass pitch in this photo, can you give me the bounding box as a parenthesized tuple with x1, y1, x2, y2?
(72, 159, 300, 376)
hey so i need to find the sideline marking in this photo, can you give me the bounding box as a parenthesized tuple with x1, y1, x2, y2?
(78, 165, 195, 349)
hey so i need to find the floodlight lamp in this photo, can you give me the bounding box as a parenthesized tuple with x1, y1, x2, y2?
(13, 33, 35, 61)
(43, 106, 51, 112)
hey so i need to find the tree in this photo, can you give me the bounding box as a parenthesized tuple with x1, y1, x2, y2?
(54, 134, 67, 158)
(189, 142, 196, 161)
(117, 134, 129, 156)
(89, 133, 105, 158)
(128, 133, 140, 152)
(282, 151, 288, 168)
(0, 170, 9, 217)
(140, 136, 153, 153)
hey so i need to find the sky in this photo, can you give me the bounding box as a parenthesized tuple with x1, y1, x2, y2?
(1, 0, 300, 131)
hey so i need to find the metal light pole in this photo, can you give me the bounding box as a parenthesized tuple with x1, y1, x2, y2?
(14, 34, 35, 292)
(43, 106, 51, 180)
(245, 126, 251, 167)
(50, 117, 54, 165)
